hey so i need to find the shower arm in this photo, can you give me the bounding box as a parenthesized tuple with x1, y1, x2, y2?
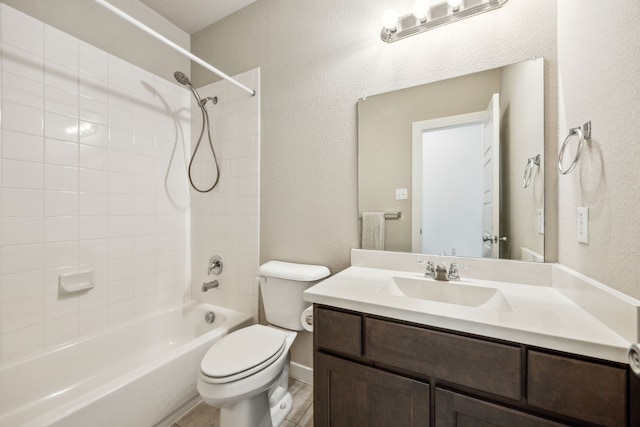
(90, 0, 255, 97)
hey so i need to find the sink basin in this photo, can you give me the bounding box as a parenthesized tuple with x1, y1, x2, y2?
(382, 276, 512, 311)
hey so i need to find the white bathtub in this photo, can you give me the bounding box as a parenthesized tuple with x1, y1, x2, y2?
(0, 302, 252, 427)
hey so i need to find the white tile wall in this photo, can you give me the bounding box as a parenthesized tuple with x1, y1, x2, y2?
(0, 5, 191, 362)
(190, 69, 260, 322)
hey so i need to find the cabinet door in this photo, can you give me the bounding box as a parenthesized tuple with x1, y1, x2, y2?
(435, 389, 568, 427)
(315, 353, 429, 427)
(527, 351, 627, 427)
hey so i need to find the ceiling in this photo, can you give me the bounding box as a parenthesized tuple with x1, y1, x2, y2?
(139, 0, 258, 34)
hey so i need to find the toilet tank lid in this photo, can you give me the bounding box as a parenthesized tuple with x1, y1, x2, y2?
(259, 260, 330, 281)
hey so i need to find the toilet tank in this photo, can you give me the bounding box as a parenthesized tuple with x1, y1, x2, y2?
(259, 261, 330, 330)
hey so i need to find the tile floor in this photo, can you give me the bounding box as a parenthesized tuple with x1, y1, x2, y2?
(172, 378, 313, 427)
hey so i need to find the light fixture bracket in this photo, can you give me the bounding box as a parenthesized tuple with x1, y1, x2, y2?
(381, 0, 509, 43)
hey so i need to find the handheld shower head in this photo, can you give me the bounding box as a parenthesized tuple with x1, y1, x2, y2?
(174, 71, 204, 105)
(174, 71, 221, 193)
(174, 71, 192, 87)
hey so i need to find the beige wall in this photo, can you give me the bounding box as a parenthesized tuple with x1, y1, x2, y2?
(358, 69, 501, 253)
(192, 0, 558, 271)
(192, 0, 558, 368)
(557, 0, 640, 299)
(500, 58, 545, 260)
(1, 0, 189, 81)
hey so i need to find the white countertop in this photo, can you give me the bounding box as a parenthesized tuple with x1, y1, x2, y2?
(304, 266, 633, 363)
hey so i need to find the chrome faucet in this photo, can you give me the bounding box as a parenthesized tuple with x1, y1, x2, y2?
(202, 280, 219, 292)
(434, 264, 449, 281)
(417, 260, 462, 281)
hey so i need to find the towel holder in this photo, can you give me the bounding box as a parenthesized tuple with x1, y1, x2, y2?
(358, 212, 402, 220)
(523, 154, 541, 188)
(558, 121, 591, 175)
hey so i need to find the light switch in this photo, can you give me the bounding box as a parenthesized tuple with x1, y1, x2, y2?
(395, 188, 408, 200)
(577, 207, 589, 244)
(537, 209, 544, 234)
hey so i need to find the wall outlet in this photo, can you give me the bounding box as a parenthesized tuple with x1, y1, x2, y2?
(395, 188, 408, 200)
(577, 207, 589, 244)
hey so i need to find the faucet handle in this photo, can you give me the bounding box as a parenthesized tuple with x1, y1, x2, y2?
(417, 260, 436, 278)
(448, 262, 461, 281)
(449, 262, 469, 280)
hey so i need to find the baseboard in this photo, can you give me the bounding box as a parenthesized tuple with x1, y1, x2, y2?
(289, 361, 313, 385)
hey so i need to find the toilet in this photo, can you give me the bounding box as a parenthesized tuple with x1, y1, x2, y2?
(197, 260, 330, 427)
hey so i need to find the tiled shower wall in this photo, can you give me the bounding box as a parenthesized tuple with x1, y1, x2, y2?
(0, 5, 191, 362)
(190, 70, 260, 321)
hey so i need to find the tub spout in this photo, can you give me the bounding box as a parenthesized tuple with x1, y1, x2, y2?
(202, 280, 219, 292)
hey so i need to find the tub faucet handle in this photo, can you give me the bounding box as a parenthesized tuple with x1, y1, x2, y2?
(208, 255, 223, 275)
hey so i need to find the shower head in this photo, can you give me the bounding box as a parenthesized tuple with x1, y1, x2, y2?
(174, 70, 205, 106)
(174, 71, 192, 87)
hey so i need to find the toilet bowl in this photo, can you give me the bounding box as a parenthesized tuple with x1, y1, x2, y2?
(197, 261, 330, 427)
(198, 325, 297, 427)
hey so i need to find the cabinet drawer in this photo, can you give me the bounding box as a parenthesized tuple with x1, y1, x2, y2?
(315, 306, 362, 357)
(528, 351, 626, 427)
(366, 317, 522, 400)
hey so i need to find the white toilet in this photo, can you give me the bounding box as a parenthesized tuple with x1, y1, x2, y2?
(197, 260, 330, 427)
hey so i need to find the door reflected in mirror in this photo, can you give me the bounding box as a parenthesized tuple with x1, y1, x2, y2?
(358, 58, 544, 262)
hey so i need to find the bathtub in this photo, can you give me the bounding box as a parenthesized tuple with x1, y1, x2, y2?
(0, 302, 252, 427)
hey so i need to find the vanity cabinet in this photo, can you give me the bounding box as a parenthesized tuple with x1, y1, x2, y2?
(435, 388, 566, 427)
(313, 305, 638, 427)
(315, 353, 430, 426)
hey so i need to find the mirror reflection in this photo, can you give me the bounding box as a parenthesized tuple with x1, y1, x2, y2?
(358, 58, 544, 262)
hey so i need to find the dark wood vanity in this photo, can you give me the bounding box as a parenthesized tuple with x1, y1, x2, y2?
(313, 305, 640, 427)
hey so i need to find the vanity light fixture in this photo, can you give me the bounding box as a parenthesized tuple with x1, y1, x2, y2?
(383, 9, 400, 34)
(412, 0, 429, 23)
(380, 0, 509, 43)
(447, 0, 463, 12)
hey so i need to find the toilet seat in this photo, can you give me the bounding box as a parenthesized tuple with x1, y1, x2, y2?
(200, 325, 286, 384)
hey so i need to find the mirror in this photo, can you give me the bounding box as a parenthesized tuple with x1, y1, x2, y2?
(358, 58, 544, 262)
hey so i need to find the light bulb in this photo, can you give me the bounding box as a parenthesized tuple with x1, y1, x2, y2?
(447, 0, 462, 12)
(412, 0, 429, 23)
(383, 9, 399, 32)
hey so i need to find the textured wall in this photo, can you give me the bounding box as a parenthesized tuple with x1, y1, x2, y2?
(557, 0, 640, 299)
(192, 0, 558, 369)
(192, 0, 559, 274)
(1, 0, 190, 82)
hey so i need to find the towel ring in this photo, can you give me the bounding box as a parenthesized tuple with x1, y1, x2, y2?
(558, 121, 591, 175)
(523, 154, 541, 188)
